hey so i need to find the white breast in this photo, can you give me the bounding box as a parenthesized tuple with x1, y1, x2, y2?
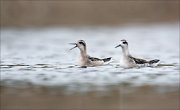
(120, 56, 137, 68)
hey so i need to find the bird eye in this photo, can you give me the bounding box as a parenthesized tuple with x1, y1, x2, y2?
(79, 42, 86, 47)
(79, 42, 83, 45)
(123, 42, 126, 44)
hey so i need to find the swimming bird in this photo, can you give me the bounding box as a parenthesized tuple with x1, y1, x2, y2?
(70, 40, 112, 67)
(115, 39, 160, 68)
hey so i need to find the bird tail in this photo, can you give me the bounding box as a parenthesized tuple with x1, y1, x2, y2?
(102, 57, 112, 62)
(148, 59, 160, 64)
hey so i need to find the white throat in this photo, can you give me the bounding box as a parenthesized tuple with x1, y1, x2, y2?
(120, 46, 133, 68)
(79, 48, 88, 66)
(80, 49, 87, 58)
(122, 46, 130, 56)
(79, 47, 87, 60)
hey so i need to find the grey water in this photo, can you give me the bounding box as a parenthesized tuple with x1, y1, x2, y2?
(1, 23, 179, 93)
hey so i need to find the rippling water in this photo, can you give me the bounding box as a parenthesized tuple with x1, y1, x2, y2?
(1, 24, 179, 93)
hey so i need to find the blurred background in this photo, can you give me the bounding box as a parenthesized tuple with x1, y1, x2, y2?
(1, 0, 179, 27)
(0, 0, 180, 110)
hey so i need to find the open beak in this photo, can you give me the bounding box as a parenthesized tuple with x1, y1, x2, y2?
(69, 43, 77, 50)
(115, 44, 121, 48)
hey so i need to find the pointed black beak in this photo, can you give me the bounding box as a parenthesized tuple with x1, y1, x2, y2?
(69, 43, 77, 50)
(115, 44, 121, 48)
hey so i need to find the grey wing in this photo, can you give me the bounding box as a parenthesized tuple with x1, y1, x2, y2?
(129, 55, 148, 64)
(88, 56, 102, 62)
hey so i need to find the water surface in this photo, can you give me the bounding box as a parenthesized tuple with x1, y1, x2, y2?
(1, 24, 179, 109)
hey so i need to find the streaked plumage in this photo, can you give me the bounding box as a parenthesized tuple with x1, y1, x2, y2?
(70, 40, 111, 67)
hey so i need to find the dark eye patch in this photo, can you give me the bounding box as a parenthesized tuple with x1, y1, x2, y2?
(123, 41, 128, 45)
(79, 41, 86, 47)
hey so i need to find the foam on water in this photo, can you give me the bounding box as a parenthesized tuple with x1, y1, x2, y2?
(1, 23, 179, 93)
